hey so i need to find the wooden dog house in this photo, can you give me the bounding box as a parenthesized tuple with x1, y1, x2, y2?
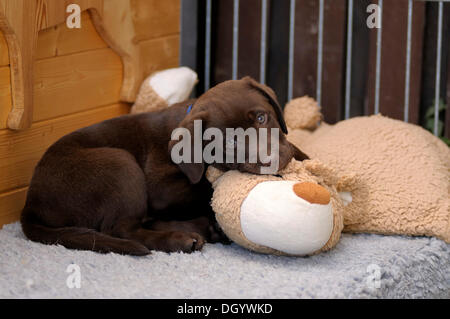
(0, 0, 180, 227)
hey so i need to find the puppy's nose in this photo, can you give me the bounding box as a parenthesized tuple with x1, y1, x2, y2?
(293, 182, 330, 205)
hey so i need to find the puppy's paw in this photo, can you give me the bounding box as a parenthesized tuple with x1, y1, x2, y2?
(164, 231, 205, 253)
(208, 222, 231, 245)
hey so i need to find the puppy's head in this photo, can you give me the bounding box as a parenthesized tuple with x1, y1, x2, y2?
(169, 76, 308, 184)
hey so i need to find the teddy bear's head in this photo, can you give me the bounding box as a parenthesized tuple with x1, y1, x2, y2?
(206, 159, 353, 256)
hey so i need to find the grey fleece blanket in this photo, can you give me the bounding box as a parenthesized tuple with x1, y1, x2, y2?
(0, 222, 448, 298)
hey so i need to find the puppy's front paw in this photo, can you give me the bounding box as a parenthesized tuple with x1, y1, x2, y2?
(164, 231, 205, 253)
(208, 222, 231, 245)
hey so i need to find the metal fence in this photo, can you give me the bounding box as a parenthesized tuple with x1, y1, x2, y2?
(181, 0, 449, 137)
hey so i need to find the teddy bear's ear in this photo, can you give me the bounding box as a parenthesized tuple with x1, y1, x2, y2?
(284, 96, 323, 131)
(205, 166, 226, 186)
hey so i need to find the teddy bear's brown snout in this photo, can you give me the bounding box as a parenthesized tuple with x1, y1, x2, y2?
(293, 182, 330, 205)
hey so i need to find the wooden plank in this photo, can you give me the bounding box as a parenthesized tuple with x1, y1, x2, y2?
(37, 0, 104, 29)
(211, 0, 234, 86)
(33, 47, 123, 122)
(0, 65, 11, 129)
(0, 186, 27, 228)
(266, 0, 291, 106)
(237, 0, 261, 80)
(0, 102, 130, 194)
(99, 0, 142, 102)
(139, 34, 180, 79)
(0, 29, 8, 66)
(56, 10, 107, 57)
(348, 0, 371, 118)
(36, 25, 59, 60)
(321, 0, 346, 123)
(293, 0, 319, 100)
(130, 0, 180, 42)
(290, 0, 346, 122)
(367, 0, 424, 123)
(0, 0, 142, 129)
(0, 0, 41, 129)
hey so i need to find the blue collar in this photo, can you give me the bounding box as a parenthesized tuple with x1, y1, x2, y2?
(186, 104, 193, 114)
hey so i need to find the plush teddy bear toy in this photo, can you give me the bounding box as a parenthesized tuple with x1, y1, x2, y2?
(206, 96, 449, 256)
(130, 66, 198, 114)
(285, 96, 449, 244)
(206, 159, 354, 256)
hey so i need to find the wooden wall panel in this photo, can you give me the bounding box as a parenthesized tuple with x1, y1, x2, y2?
(0, 1, 181, 227)
(36, 11, 110, 61)
(0, 103, 130, 194)
(0, 187, 27, 227)
(293, 0, 319, 100)
(56, 11, 107, 57)
(0, 30, 8, 65)
(0, 66, 12, 129)
(139, 34, 180, 78)
(33, 48, 123, 122)
(36, 26, 59, 60)
(321, 0, 346, 123)
(130, 0, 180, 42)
(237, 0, 262, 80)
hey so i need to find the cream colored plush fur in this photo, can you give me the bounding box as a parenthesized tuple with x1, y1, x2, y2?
(286, 96, 450, 243)
(206, 96, 449, 256)
(131, 67, 198, 114)
(206, 160, 348, 256)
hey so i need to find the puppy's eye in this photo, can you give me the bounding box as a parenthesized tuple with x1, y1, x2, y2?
(256, 113, 267, 124)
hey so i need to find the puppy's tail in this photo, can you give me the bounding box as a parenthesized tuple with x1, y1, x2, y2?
(21, 208, 150, 256)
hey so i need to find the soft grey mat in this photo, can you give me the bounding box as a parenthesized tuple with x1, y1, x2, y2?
(0, 222, 448, 298)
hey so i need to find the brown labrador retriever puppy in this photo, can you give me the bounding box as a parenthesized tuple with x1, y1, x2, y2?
(21, 77, 308, 255)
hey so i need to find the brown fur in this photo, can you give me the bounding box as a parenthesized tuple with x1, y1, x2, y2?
(21, 77, 308, 255)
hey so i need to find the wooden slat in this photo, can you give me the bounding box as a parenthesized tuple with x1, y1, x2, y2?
(33, 47, 123, 122)
(237, 0, 261, 80)
(56, 10, 108, 57)
(130, 0, 180, 42)
(0, 102, 130, 194)
(321, 0, 346, 123)
(36, 25, 59, 60)
(367, 0, 424, 123)
(266, 0, 291, 106)
(293, 0, 319, 100)
(0, 186, 27, 228)
(0, 30, 8, 66)
(211, 0, 234, 86)
(36, 11, 108, 61)
(139, 34, 179, 79)
(36, 0, 104, 29)
(0, 65, 11, 129)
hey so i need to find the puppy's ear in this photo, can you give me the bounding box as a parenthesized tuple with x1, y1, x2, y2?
(168, 108, 208, 184)
(242, 76, 288, 134)
(290, 142, 309, 161)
